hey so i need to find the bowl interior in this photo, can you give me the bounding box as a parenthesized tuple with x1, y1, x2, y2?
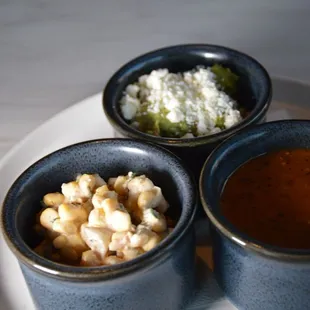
(200, 120, 310, 255)
(103, 44, 271, 142)
(2, 139, 196, 277)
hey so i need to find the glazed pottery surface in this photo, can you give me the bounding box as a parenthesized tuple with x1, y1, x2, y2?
(103, 44, 272, 183)
(200, 120, 310, 310)
(2, 139, 197, 310)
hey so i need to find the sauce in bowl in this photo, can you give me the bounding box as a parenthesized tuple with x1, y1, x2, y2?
(221, 149, 310, 249)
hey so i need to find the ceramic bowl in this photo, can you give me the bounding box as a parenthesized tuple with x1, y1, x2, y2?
(200, 120, 310, 310)
(1, 139, 197, 310)
(102, 44, 272, 184)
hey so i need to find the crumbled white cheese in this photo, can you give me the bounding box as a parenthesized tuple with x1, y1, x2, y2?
(125, 84, 140, 97)
(181, 133, 195, 139)
(225, 110, 242, 128)
(120, 67, 242, 136)
(120, 95, 140, 120)
(166, 109, 184, 123)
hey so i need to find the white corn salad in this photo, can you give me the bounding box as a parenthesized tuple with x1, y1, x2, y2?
(34, 172, 174, 266)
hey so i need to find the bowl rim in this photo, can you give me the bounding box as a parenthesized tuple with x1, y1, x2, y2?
(103, 43, 272, 147)
(199, 119, 310, 261)
(1, 138, 197, 280)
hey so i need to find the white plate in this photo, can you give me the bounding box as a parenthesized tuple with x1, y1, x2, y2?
(2, 77, 310, 310)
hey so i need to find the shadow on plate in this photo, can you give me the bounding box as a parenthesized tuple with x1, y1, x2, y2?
(187, 257, 231, 310)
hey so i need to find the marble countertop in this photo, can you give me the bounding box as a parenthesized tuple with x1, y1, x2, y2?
(1, 0, 310, 159)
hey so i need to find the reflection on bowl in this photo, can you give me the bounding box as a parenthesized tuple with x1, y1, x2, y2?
(200, 120, 310, 310)
(103, 44, 272, 184)
(1, 139, 197, 310)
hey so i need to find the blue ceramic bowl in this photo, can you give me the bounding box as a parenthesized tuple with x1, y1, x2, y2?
(200, 120, 310, 310)
(1, 139, 197, 310)
(103, 44, 272, 184)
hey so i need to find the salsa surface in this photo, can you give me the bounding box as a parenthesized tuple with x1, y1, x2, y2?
(221, 149, 310, 249)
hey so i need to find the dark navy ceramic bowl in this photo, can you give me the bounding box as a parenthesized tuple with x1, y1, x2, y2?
(103, 44, 272, 186)
(1, 139, 197, 310)
(200, 120, 310, 310)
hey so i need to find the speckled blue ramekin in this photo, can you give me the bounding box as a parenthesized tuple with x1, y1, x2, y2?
(103, 44, 272, 185)
(1, 139, 197, 310)
(200, 120, 310, 310)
